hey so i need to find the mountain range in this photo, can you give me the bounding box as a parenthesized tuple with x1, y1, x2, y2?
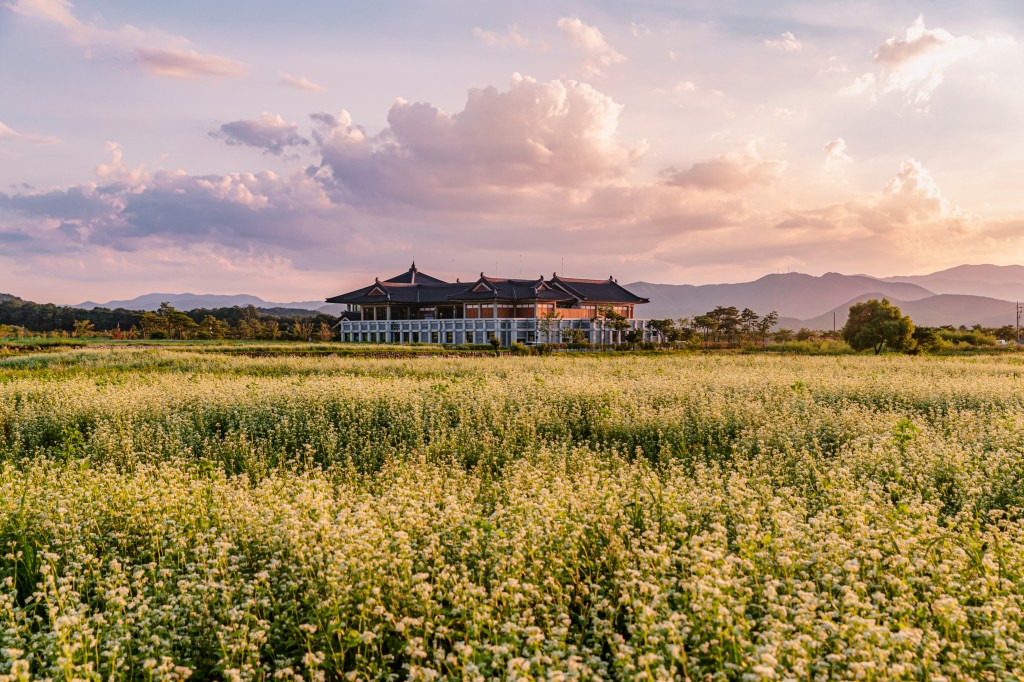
(625, 264, 1022, 330)
(71, 264, 1023, 330)
(76, 293, 344, 316)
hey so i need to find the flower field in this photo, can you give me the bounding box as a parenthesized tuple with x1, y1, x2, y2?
(2, 347, 1024, 680)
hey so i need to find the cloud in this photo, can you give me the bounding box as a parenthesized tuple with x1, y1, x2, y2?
(134, 48, 246, 80)
(824, 138, 851, 165)
(94, 142, 146, 185)
(660, 145, 785, 192)
(6, 71, 1024, 299)
(212, 113, 309, 155)
(313, 74, 645, 206)
(472, 25, 530, 49)
(874, 158, 959, 224)
(838, 72, 876, 98)
(0, 120, 61, 145)
(8, 0, 246, 80)
(764, 32, 802, 52)
(281, 73, 327, 93)
(557, 16, 626, 76)
(842, 16, 1014, 106)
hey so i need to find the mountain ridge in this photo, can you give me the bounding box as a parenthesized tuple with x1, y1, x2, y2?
(65, 264, 1024, 329)
(76, 293, 344, 315)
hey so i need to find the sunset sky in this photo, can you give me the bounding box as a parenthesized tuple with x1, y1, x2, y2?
(2, 0, 1024, 304)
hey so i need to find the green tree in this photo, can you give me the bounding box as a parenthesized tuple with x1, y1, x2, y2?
(598, 306, 630, 345)
(645, 319, 679, 344)
(199, 315, 230, 340)
(773, 328, 795, 342)
(537, 309, 561, 344)
(708, 306, 740, 342)
(739, 307, 760, 341)
(756, 311, 779, 345)
(693, 314, 718, 343)
(842, 298, 915, 355)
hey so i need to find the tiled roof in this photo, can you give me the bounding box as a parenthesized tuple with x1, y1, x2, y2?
(328, 267, 649, 307)
(327, 281, 467, 305)
(447, 275, 574, 303)
(383, 262, 447, 285)
(549, 275, 649, 304)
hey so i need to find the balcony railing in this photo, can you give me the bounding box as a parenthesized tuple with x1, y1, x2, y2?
(336, 317, 656, 345)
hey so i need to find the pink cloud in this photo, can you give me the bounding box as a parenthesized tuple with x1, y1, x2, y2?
(134, 48, 246, 80)
(9, 0, 246, 80)
(557, 16, 626, 75)
(0, 120, 61, 145)
(472, 25, 531, 49)
(661, 148, 785, 192)
(280, 73, 327, 93)
(764, 32, 802, 52)
(315, 74, 645, 205)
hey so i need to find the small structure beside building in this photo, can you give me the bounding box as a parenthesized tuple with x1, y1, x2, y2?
(327, 263, 651, 345)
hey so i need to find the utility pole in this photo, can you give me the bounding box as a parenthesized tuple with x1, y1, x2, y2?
(1017, 301, 1022, 343)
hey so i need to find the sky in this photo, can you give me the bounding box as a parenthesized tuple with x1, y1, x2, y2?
(2, 0, 1024, 304)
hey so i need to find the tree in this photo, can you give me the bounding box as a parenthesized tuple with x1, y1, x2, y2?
(693, 314, 718, 343)
(646, 319, 678, 344)
(292, 320, 314, 341)
(755, 311, 779, 345)
(199, 315, 230, 340)
(842, 298, 914, 355)
(72, 319, 95, 338)
(739, 308, 760, 341)
(598, 306, 630, 345)
(537, 309, 561, 344)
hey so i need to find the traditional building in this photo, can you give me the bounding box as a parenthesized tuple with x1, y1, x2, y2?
(327, 263, 650, 345)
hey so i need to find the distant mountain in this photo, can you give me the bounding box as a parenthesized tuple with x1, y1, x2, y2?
(791, 293, 1019, 331)
(625, 272, 934, 320)
(76, 293, 344, 315)
(883, 264, 1024, 301)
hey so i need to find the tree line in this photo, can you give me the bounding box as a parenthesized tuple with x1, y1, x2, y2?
(0, 295, 338, 341)
(643, 306, 782, 346)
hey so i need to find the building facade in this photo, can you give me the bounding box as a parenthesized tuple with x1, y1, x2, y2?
(327, 263, 651, 345)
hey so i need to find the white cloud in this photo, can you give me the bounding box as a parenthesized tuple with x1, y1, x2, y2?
(8, 0, 246, 79)
(838, 72, 876, 98)
(280, 73, 327, 93)
(764, 32, 802, 52)
(842, 16, 1015, 106)
(557, 16, 626, 76)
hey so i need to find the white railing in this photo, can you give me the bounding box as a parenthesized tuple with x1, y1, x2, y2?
(337, 317, 657, 345)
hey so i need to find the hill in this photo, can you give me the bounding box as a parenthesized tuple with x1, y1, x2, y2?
(77, 293, 344, 315)
(792, 293, 1018, 331)
(625, 272, 934, 320)
(882, 264, 1024, 301)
